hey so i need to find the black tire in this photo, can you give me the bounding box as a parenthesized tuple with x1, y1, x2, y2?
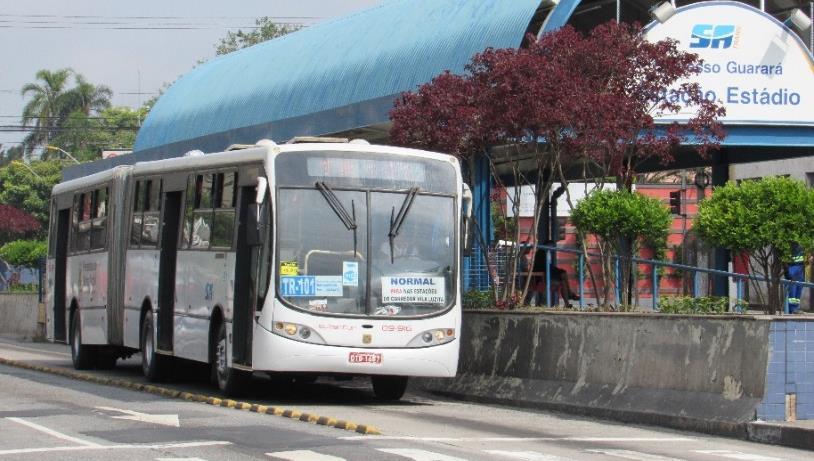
(371, 375, 408, 401)
(70, 310, 93, 370)
(141, 311, 168, 381)
(213, 321, 248, 396)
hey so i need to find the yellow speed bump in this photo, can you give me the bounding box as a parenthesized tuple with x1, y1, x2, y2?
(0, 356, 380, 435)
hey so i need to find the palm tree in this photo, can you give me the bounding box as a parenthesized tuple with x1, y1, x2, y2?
(64, 75, 112, 116)
(20, 68, 74, 155)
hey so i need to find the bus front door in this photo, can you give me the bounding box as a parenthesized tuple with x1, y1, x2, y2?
(232, 186, 262, 366)
(157, 191, 182, 352)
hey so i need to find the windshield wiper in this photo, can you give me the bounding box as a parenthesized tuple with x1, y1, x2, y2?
(315, 181, 358, 254)
(388, 187, 419, 263)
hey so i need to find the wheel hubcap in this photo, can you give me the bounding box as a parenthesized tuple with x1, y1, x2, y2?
(216, 338, 227, 379)
(144, 329, 153, 367)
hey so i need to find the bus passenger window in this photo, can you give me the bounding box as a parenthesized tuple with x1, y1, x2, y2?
(90, 188, 107, 250)
(191, 211, 211, 249)
(211, 210, 235, 248)
(148, 180, 162, 211)
(182, 176, 196, 249)
(131, 214, 143, 247)
(197, 174, 213, 209)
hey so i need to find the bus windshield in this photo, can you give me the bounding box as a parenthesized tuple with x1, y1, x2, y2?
(275, 151, 457, 317)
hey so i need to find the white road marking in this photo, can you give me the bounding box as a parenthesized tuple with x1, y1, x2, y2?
(378, 448, 468, 461)
(339, 436, 695, 443)
(0, 342, 72, 357)
(5, 416, 101, 447)
(96, 406, 180, 427)
(156, 458, 209, 461)
(485, 450, 576, 460)
(266, 450, 346, 461)
(0, 440, 231, 456)
(693, 450, 783, 461)
(585, 449, 687, 461)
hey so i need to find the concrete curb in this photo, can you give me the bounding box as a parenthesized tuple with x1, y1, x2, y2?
(747, 422, 814, 451)
(0, 356, 380, 435)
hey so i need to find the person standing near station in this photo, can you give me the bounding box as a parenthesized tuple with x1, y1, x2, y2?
(785, 242, 805, 314)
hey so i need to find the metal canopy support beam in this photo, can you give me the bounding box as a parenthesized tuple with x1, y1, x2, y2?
(467, 154, 493, 291)
(711, 150, 731, 297)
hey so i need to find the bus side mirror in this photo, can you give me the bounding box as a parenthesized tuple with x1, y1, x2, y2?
(462, 184, 473, 253)
(247, 176, 268, 245)
(256, 177, 268, 205)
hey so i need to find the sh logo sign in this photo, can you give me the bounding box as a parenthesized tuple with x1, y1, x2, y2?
(690, 24, 736, 49)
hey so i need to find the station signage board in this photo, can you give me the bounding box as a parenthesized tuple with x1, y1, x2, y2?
(645, 1, 814, 126)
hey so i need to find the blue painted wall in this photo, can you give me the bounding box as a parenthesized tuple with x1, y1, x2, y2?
(758, 320, 814, 420)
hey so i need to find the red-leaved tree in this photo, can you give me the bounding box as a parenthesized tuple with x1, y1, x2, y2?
(0, 204, 42, 245)
(391, 22, 725, 307)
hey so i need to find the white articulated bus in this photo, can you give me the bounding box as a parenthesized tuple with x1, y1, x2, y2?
(45, 139, 471, 399)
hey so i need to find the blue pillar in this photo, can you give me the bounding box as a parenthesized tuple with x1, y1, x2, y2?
(466, 154, 492, 291)
(711, 150, 730, 298)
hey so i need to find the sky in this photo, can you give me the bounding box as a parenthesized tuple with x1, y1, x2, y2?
(0, 0, 382, 150)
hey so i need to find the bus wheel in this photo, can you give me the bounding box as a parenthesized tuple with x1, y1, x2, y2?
(371, 375, 408, 401)
(141, 311, 168, 381)
(70, 310, 93, 370)
(213, 321, 247, 396)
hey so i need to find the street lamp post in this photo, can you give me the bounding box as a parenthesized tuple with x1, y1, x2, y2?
(12, 160, 42, 179)
(45, 145, 80, 165)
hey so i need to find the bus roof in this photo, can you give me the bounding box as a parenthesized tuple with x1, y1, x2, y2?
(53, 142, 459, 196)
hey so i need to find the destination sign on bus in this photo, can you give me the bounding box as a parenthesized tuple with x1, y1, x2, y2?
(381, 276, 446, 303)
(307, 157, 426, 182)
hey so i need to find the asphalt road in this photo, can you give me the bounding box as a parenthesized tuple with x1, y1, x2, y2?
(0, 337, 811, 461)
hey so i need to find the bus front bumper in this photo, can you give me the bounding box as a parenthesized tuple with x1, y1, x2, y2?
(250, 324, 458, 377)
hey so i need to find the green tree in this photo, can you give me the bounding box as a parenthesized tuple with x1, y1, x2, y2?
(696, 176, 814, 314)
(63, 74, 112, 116)
(21, 69, 114, 156)
(49, 106, 143, 162)
(0, 239, 47, 267)
(215, 17, 300, 55)
(571, 189, 671, 308)
(0, 160, 63, 228)
(0, 145, 25, 167)
(21, 68, 74, 152)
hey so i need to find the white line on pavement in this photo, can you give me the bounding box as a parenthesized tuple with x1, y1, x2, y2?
(339, 436, 696, 442)
(156, 458, 210, 461)
(5, 416, 101, 447)
(0, 342, 72, 357)
(0, 440, 231, 456)
(693, 450, 783, 461)
(377, 448, 469, 461)
(156, 458, 209, 461)
(485, 450, 576, 461)
(266, 450, 346, 460)
(585, 449, 687, 461)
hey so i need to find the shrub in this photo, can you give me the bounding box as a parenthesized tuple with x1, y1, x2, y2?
(463, 290, 493, 310)
(658, 296, 730, 315)
(696, 176, 814, 314)
(0, 239, 47, 267)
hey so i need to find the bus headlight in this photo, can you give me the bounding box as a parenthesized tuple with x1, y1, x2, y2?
(273, 322, 325, 344)
(408, 328, 456, 347)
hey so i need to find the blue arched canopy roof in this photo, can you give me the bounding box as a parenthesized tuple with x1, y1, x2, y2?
(133, 0, 546, 157)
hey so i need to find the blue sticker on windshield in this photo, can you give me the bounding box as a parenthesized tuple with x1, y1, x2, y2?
(342, 261, 358, 286)
(280, 276, 316, 297)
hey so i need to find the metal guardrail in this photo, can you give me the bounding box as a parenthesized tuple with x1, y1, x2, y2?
(469, 244, 812, 313)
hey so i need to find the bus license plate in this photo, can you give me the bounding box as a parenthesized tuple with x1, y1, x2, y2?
(349, 352, 382, 364)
